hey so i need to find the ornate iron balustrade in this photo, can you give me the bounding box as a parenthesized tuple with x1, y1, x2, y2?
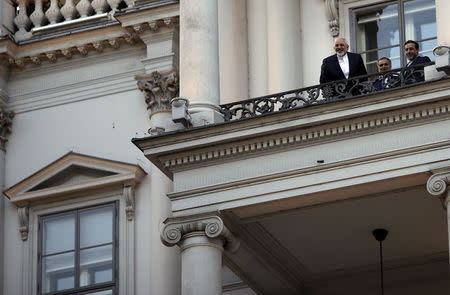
(220, 63, 434, 122)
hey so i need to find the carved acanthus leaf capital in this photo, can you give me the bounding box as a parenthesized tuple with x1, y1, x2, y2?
(0, 107, 14, 149)
(161, 213, 239, 252)
(325, 0, 340, 37)
(135, 70, 179, 114)
(427, 171, 450, 208)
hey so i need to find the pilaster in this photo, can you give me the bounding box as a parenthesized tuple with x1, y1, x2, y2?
(426, 170, 450, 265)
(0, 60, 12, 294)
(161, 213, 239, 295)
(135, 69, 179, 132)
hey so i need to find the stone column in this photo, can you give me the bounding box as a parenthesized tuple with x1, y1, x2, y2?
(161, 213, 239, 295)
(266, 0, 302, 94)
(179, 0, 222, 126)
(247, 0, 268, 98)
(426, 170, 450, 264)
(435, 0, 450, 47)
(218, 0, 248, 104)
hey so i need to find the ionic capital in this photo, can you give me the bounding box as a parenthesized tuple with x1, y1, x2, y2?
(160, 213, 239, 252)
(427, 170, 450, 208)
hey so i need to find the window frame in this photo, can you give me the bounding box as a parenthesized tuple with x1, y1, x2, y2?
(37, 201, 119, 295)
(349, 0, 437, 70)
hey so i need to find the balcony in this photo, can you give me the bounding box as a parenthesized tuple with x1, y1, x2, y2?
(220, 62, 439, 122)
(133, 63, 450, 294)
(11, 0, 178, 42)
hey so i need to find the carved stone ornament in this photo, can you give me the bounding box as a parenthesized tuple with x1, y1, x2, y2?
(135, 70, 179, 113)
(160, 213, 240, 252)
(426, 171, 450, 208)
(325, 0, 339, 37)
(18, 207, 29, 241)
(0, 107, 14, 149)
(123, 184, 135, 221)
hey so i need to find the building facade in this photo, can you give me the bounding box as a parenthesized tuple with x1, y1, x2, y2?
(0, 0, 449, 295)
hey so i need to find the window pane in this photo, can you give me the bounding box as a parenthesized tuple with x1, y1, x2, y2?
(80, 245, 113, 287)
(80, 206, 113, 248)
(404, 0, 436, 41)
(43, 214, 75, 255)
(419, 38, 437, 62)
(361, 47, 400, 74)
(42, 252, 75, 293)
(356, 3, 399, 53)
(84, 290, 113, 295)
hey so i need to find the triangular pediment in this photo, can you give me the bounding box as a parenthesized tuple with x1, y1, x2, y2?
(4, 152, 146, 206)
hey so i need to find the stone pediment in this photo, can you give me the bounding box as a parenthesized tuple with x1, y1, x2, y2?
(4, 152, 146, 206)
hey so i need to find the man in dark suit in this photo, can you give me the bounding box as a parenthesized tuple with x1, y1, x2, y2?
(404, 40, 431, 82)
(319, 38, 367, 84)
(373, 57, 400, 91)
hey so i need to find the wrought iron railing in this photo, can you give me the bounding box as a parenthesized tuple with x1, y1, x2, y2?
(220, 62, 435, 122)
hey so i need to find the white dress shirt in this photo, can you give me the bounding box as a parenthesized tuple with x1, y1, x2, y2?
(338, 53, 350, 79)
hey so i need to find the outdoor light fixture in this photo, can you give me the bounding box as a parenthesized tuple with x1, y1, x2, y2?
(433, 45, 450, 56)
(433, 45, 450, 74)
(372, 228, 388, 295)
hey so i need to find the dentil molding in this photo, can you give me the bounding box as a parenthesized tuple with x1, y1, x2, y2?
(160, 100, 450, 171)
(161, 213, 240, 252)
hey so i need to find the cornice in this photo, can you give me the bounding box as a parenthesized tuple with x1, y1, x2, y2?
(141, 92, 450, 178)
(3, 14, 178, 69)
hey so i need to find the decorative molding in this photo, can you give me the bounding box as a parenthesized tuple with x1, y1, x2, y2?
(426, 170, 450, 208)
(159, 100, 450, 170)
(161, 213, 240, 252)
(4, 152, 146, 206)
(18, 206, 29, 241)
(135, 69, 179, 114)
(123, 184, 135, 221)
(0, 107, 14, 149)
(325, 0, 339, 37)
(7, 36, 137, 69)
(127, 16, 178, 34)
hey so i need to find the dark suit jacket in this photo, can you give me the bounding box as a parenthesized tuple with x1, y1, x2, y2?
(408, 55, 431, 67)
(319, 52, 368, 84)
(373, 73, 401, 91)
(407, 55, 431, 82)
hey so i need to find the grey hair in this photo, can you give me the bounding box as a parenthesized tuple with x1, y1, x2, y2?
(334, 37, 349, 46)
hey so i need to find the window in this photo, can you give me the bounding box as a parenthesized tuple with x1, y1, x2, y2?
(352, 0, 436, 73)
(38, 203, 118, 295)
